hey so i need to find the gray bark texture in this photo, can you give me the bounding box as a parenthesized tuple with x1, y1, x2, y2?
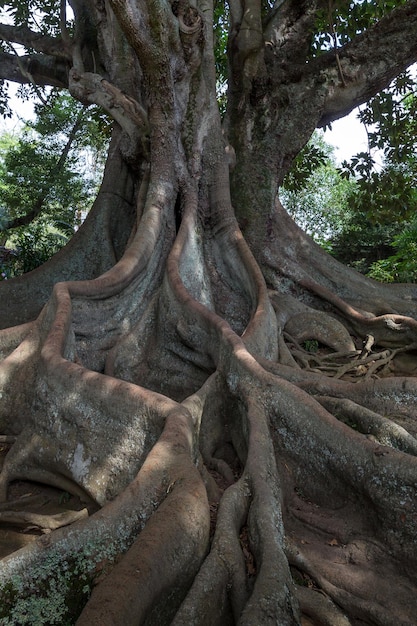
(1, 0, 417, 624)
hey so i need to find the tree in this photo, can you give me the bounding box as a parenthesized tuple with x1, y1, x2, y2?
(0, 92, 110, 276)
(329, 74, 417, 276)
(280, 132, 356, 244)
(1, 1, 417, 623)
(367, 216, 417, 283)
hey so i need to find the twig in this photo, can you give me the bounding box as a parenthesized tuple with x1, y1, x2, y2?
(360, 334, 375, 358)
(328, 0, 346, 87)
(7, 42, 48, 105)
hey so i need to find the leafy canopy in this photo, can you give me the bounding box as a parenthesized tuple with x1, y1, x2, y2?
(312, 0, 410, 56)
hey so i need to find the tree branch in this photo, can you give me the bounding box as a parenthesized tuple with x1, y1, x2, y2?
(264, 0, 322, 64)
(108, 0, 157, 71)
(229, 0, 265, 85)
(6, 43, 48, 104)
(0, 23, 70, 58)
(69, 69, 148, 131)
(316, 0, 417, 126)
(60, 0, 72, 48)
(327, 0, 346, 87)
(0, 52, 69, 88)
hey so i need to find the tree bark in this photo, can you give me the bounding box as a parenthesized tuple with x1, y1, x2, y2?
(1, 1, 417, 624)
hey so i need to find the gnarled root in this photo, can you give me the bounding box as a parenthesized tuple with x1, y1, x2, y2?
(0, 508, 88, 532)
(317, 395, 417, 455)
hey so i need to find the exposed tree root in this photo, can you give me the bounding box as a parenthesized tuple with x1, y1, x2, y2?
(2, 197, 417, 623)
(284, 311, 356, 353)
(77, 412, 210, 625)
(317, 396, 417, 455)
(0, 507, 88, 532)
(2, 0, 417, 621)
(2, 126, 417, 626)
(295, 586, 351, 626)
(283, 330, 402, 380)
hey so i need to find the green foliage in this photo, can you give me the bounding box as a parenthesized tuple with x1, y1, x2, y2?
(1, 0, 64, 36)
(328, 206, 400, 274)
(0, 92, 109, 275)
(213, 0, 228, 115)
(303, 339, 319, 353)
(329, 71, 417, 280)
(281, 133, 355, 243)
(282, 135, 330, 193)
(341, 162, 417, 225)
(340, 70, 417, 222)
(311, 0, 409, 56)
(357, 71, 417, 162)
(0, 81, 12, 119)
(7, 220, 68, 274)
(368, 218, 417, 283)
(317, 156, 416, 276)
(282, 72, 417, 280)
(32, 91, 112, 155)
(0, 134, 87, 218)
(328, 166, 417, 278)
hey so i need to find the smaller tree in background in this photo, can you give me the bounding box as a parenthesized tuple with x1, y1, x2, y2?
(280, 132, 355, 246)
(334, 69, 417, 279)
(282, 69, 417, 282)
(0, 91, 110, 277)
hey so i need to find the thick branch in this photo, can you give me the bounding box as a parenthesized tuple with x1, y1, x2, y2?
(264, 0, 324, 64)
(0, 23, 71, 58)
(229, 0, 265, 87)
(107, 0, 158, 71)
(60, 0, 72, 48)
(69, 69, 149, 158)
(317, 0, 417, 125)
(0, 52, 68, 88)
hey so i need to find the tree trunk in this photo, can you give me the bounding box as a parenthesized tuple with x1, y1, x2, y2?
(1, 1, 417, 624)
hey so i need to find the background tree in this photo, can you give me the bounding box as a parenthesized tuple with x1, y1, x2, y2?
(367, 218, 417, 282)
(280, 132, 356, 244)
(0, 92, 109, 276)
(0, 1, 417, 624)
(283, 73, 417, 279)
(330, 72, 417, 276)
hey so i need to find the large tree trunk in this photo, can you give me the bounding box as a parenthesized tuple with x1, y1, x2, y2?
(1, 1, 417, 624)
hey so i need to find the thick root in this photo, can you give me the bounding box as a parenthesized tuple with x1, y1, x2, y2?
(0, 507, 88, 532)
